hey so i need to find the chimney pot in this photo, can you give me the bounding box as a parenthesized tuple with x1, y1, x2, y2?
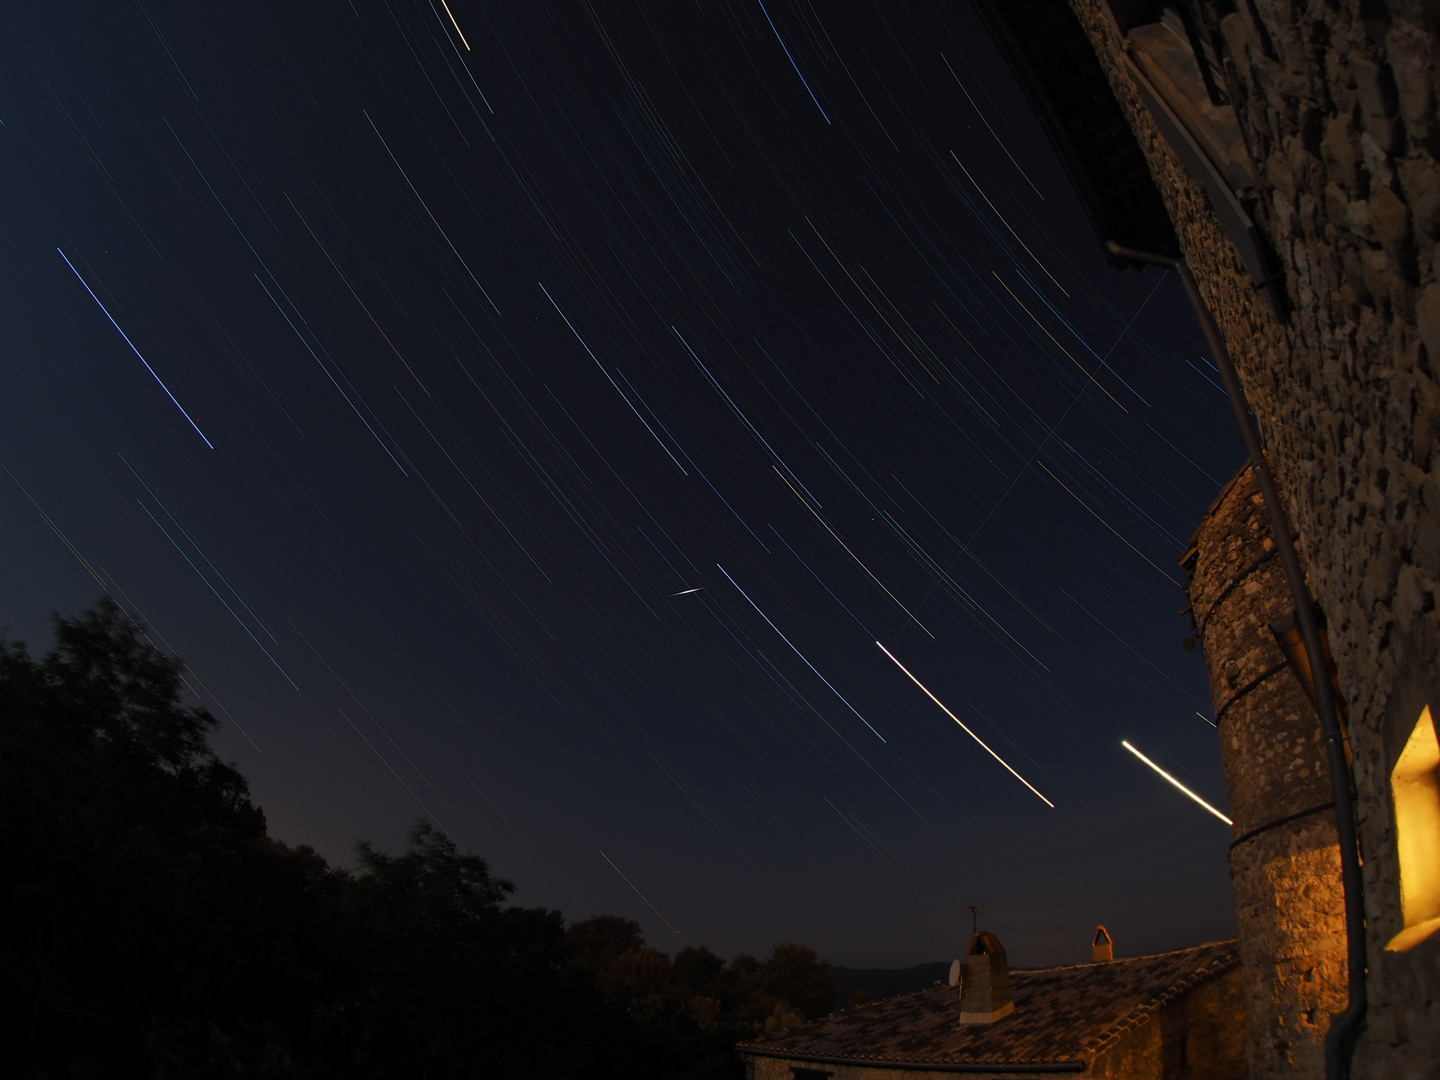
(1092, 925, 1114, 963)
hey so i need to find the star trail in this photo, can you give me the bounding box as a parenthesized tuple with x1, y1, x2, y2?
(0, 0, 1244, 966)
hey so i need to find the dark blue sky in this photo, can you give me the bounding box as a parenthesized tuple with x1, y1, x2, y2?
(1, 0, 1243, 968)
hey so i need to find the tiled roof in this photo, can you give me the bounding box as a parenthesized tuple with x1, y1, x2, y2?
(738, 940, 1239, 1070)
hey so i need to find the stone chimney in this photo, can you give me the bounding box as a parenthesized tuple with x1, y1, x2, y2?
(958, 931, 1015, 1024)
(1092, 925, 1113, 963)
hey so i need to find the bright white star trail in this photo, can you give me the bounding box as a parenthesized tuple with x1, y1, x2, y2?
(1122, 740, 1233, 825)
(876, 641, 1054, 808)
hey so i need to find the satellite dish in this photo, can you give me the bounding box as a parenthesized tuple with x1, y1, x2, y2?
(948, 958, 961, 986)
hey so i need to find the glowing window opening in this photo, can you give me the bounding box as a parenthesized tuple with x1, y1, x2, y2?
(1385, 704, 1440, 952)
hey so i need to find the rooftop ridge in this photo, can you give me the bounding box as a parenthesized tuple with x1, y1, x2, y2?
(737, 939, 1241, 1066)
(1006, 938, 1239, 975)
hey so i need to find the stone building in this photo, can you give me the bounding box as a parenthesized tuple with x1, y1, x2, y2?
(1183, 466, 1348, 1078)
(967, 1, 1440, 1076)
(738, 936, 1245, 1079)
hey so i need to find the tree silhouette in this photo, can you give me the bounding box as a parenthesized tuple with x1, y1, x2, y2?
(2, 602, 845, 1079)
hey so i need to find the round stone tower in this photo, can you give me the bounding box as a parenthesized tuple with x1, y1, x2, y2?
(1183, 465, 1347, 1080)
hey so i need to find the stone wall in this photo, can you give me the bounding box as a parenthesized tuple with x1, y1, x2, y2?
(1187, 466, 1346, 1078)
(1065, 2, 1440, 1073)
(1059, 965, 1246, 1079)
(1168, 966, 1249, 1080)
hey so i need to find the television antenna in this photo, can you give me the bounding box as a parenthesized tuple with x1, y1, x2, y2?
(963, 899, 989, 936)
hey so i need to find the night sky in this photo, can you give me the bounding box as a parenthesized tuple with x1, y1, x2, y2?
(1, 0, 1246, 968)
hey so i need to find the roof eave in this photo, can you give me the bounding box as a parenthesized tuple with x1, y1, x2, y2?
(734, 1046, 1086, 1073)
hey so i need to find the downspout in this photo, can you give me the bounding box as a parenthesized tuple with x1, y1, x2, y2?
(1105, 242, 1367, 1080)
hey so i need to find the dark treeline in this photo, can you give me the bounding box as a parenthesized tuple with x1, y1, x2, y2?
(3, 602, 841, 1079)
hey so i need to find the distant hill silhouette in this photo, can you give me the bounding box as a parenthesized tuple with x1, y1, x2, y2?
(832, 962, 952, 1007)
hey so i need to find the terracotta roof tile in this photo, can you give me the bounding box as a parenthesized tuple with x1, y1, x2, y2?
(738, 940, 1239, 1068)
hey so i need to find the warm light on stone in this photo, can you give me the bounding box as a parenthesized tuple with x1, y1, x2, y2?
(1185, 467, 1345, 1080)
(1386, 705, 1440, 952)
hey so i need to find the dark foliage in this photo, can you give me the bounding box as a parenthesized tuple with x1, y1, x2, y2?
(1, 603, 838, 1079)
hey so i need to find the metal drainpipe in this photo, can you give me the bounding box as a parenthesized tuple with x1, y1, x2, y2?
(1106, 242, 1367, 1079)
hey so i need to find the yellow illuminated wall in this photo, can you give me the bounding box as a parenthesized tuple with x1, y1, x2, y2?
(1387, 704, 1440, 951)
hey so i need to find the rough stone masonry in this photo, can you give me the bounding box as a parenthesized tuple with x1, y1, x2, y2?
(1066, 1, 1440, 1076)
(1187, 465, 1346, 1079)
